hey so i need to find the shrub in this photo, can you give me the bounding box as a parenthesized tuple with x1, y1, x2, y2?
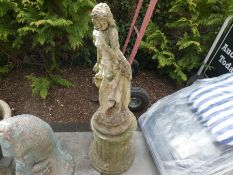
(0, 64, 12, 80)
(0, 0, 95, 98)
(27, 74, 75, 99)
(0, 0, 95, 67)
(141, 0, 233, 83)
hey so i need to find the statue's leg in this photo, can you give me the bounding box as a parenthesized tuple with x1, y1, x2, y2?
(99, 79, 109, 114)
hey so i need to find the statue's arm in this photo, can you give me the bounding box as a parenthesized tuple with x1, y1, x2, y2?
(100, 28, 120, 59)
(106, 28, 132, 79)
(93, 48, 102, 73)
(109, 28, 120, 51)
(109, 28, 132, 79)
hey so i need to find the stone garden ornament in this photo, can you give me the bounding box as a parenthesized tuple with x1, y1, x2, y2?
(0, 100, 11, 120)
(89, 3, 137, 174)
(0, 114, 75, 175)
(0, 100, 12, 175)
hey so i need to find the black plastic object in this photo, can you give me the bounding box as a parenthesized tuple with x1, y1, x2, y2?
(0, 147, 2, 159)
(186, 74, 205, 86)
(129, 86, 149, 112)
(131, 59, 140, 77)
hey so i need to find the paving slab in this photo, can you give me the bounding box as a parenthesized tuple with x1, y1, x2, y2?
(0, 157, 13, 175)
(56, 132, 159, 175)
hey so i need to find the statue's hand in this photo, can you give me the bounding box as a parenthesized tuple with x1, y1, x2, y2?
(94, 40, 101, 48)
(93, 63, 99, 72)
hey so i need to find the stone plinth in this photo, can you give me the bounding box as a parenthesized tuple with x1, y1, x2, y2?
(89, 109, 137, 174)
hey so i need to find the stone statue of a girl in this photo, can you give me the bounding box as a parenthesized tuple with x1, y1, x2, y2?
(91, 3, 132, 115)
(90, 4, 137, 174)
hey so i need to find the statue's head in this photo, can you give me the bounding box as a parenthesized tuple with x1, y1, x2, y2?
(0, 115, 54, 160)
(91, 3, 116, 31)
(0, 115, 75, 175)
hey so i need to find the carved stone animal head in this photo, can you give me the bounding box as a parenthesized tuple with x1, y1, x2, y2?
(0, 114, 75, 175)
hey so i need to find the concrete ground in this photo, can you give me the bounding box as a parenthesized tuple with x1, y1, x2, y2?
(0, 158, 12, 175)
(56, 132, 159, 175)
(0, 132, 158, 175)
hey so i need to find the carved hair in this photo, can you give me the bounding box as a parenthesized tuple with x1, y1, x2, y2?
(91, 3, 116, 27)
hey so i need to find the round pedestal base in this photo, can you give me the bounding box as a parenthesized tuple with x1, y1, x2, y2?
(89, 140, 134, 174)
(89, 109, 137, 174)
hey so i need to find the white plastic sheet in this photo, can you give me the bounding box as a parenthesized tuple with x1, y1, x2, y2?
(139, 73, 233, 175)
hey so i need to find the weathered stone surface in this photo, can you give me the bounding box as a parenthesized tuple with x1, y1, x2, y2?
(57, 132, 158, 175)
(0, 168, 11, 175)
(91, 2, 132, 115)
(0, 99, 11, 172)
(0, 157, 12, 175)
(0, 132, 158, 175)
(0, 100, 11, 120)
(90, 109, 137, 174)
(0, 115, 75, 175)
(90, 3, 137, 174)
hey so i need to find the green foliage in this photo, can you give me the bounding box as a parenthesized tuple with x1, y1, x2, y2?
(0, 0, 95, 74)
(26, 75, 51, 99)
(27, 74, 75, 99)
(1, 0, 95, 49)
(141, 0, 233, 83)
(0, 0, 94, 99)
(0, 64, 12, 80)
(50, 75, 75, 88)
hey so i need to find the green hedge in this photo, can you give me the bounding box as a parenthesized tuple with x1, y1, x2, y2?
(0, 0, 95, 99)
(2, 0, 233, 87)
(141, 0, 233, 83)
(0, 0, 95, 70)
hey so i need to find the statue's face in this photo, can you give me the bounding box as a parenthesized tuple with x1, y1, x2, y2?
(92, 17, 108, 31)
